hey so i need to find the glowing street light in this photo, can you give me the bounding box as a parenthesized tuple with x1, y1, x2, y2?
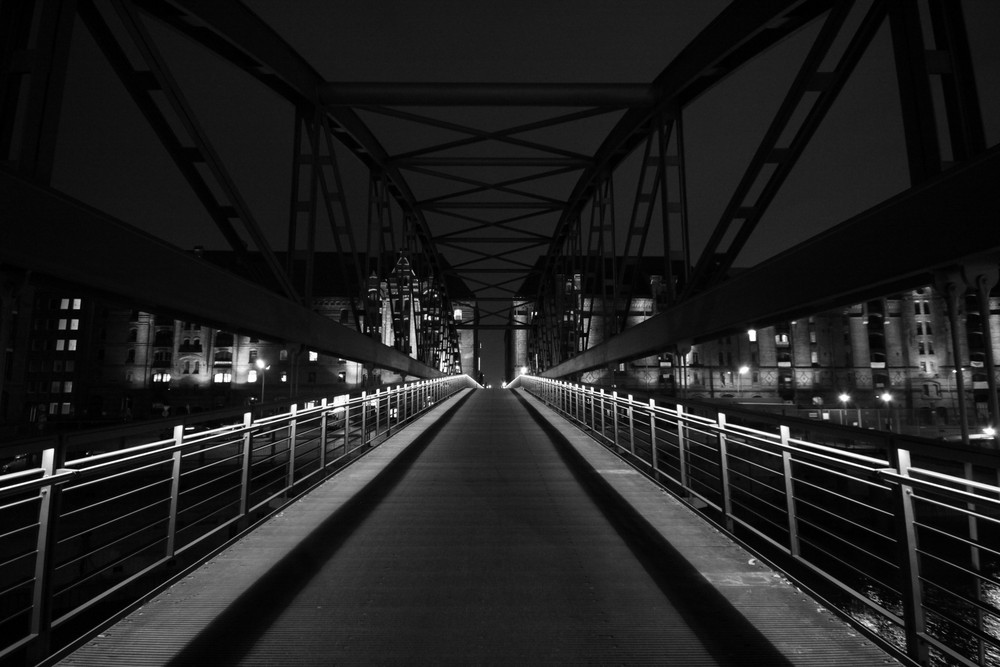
(879, 391, 892, 432)
(255, 358, 270, 403)
(838, 392, 851, 426)
(737, 365, 749, 396)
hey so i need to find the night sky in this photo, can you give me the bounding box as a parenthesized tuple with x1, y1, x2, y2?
(49, 1, 1000, 385)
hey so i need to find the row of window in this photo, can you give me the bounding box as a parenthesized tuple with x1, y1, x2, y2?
(35, 318, 80, 331)
(25, 380, 73, 394)
(51, 298, 82, 311)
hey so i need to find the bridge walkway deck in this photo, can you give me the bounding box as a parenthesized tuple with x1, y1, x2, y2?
(57, 388, 896, 666)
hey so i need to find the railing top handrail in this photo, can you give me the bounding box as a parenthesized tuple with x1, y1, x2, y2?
(517, 375, 1000, 469)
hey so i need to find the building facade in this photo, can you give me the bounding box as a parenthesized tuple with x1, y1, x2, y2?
(0, 257, 473, 436)
(512, 281, 1000, 433)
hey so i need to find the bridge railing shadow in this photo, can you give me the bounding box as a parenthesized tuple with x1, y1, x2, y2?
(0, 374, 479, 666)
(510, 374, 1000, 667)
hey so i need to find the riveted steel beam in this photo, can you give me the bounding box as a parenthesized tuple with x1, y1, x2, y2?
(320, 82, 655, 107)
(542, 145, 1000, 378)
(0, 171, 443, 378)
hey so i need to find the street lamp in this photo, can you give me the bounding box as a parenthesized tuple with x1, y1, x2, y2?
(255, 358, 270, 403)
(737, 365, 749, 397)
(879, 391, 892, 432)
(838, 392, 851, 426)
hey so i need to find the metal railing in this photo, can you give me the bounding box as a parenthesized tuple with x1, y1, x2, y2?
(0, 375, 478, 666)
(512, 375, 1000, 667)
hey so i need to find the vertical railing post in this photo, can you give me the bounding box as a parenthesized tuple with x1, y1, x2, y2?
(779, 425, 800, 558)
(627, 394, 636, 458)
(28, 442, 63, 664)
(166, 424, 184, 559)
(717, 412, 734, 532)
(677, 404, 689, 494)
(337, 398, 348, 452)
(891, 446, 929, 665)
(345, 400, 354, 453)
(611, 391, 620, 452)
(287, 404, 298, 490)
(239, 411, 254, 521)
(599, 389, 606, 441)
(588, 387, 595, 431)
(649, 399, 658, 476)
(360, 392, 368, 446)
(319, 398, 328, 469)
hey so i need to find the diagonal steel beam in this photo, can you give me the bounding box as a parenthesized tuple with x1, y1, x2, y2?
(0, 170, 444, 378)
(542, 145, 1000, 378)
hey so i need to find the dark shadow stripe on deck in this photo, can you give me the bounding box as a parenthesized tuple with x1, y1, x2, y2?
(163, 391, 474, 667)
(513, 390, 800, 666)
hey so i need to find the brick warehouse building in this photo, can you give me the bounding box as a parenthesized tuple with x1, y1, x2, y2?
(509, 262, 999, 437)
(0, 252, 475, 435)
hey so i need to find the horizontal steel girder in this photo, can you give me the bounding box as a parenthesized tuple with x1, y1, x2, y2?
(0, 171, 443, 378)
(320, 83, 656, 107)
(541, 146, 1000, 378)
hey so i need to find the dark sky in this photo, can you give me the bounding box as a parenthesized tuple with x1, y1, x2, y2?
(49, 1, 1000, 384)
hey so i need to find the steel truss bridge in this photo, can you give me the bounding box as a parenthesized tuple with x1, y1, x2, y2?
(1, 0, 1000, 664)
(3, 0, 998, 384)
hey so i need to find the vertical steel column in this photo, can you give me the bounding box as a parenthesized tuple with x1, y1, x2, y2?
(0, 0, 76, 184)
(780, 424, 800, 558)
(287, 106, 320, 302)
(165, 424, 184, 558)
(717, 412, 734, 532)
(969, 267, 1000, 430)
(937, 270, 970, 443)
(376, 388, 382, 437)
(891, 446, 929, 665)
(888, 0, 943, 183)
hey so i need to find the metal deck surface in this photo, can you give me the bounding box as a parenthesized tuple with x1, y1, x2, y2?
(57, 389, 898, 666)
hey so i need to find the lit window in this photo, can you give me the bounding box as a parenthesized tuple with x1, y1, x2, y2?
(64, 381, 73, 393)
(67, 339, 76, 351)
(70, 319, 79, 330)
(56, 339, 65, 351)
(213, 372, 232, 383)
(248, 370, 258, 383)
(280, 372, 287, 383)
(279, 349, 288, 361)
(454, 309, 463, 320)
(61, 402, 71, 415)
(58, 319, 67, 330)
(72, 298, 81, 310)
(60, 298, 70, 309)
(309, 351, 318, 362)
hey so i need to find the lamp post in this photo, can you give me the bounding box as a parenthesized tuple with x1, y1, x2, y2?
(737, 365, 749, 398)
(255, 358, 270, 403)
(879, 391, 892, 432)
(838, 392, 850, 426)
